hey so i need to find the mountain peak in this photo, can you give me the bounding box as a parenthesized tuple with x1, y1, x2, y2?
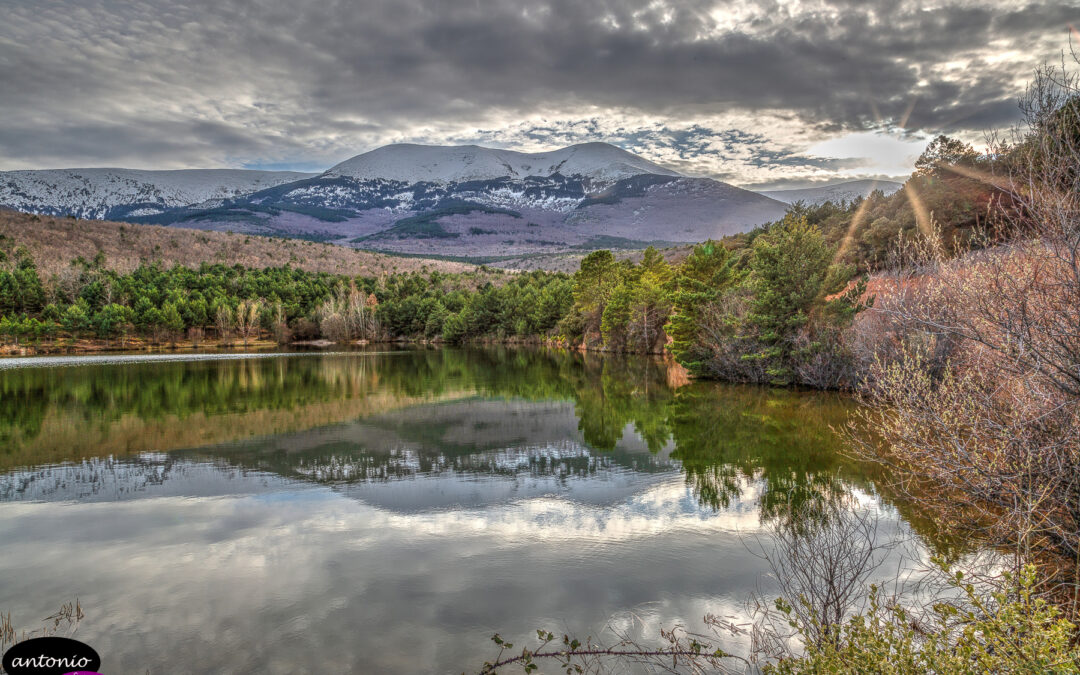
(323, 142, 681, 184)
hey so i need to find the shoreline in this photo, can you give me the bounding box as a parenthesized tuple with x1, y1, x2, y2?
(0, 334, 674, 360)
(0, 337, 286, 357)
(0, 336, 695, 389)
(0, 335, 554, 357)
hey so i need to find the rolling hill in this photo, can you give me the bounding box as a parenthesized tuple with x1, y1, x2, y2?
(0, 210, 478, 278)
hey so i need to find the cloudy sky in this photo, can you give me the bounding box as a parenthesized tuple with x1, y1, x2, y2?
(1, 0, 1075, 188)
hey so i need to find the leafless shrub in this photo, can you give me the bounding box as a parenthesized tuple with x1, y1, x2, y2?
(848, 58, 1080, 612)
(850, 227, 969, 385)
(792, 331, 855, 390)
(477, 628, 745, 675)
(475, 502, 902, 674)
(694, 289, 767, 383)
(745, 501, 896, 660)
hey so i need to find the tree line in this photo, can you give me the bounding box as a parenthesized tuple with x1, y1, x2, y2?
(0, 245, 575, 349)
(559, 221, 867, 387)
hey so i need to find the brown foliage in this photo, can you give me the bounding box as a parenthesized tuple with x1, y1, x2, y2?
(315, 283, 379, 343)
(846, 60, 1080, 612)
(0, 209, 477, 278)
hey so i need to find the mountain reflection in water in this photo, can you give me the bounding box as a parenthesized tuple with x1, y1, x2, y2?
(0, 348, 937, 674)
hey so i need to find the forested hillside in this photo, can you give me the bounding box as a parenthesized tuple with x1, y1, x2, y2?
(0, 210, 476, 278)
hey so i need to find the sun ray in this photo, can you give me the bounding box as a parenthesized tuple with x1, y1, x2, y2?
(904, 179, 934, 238)
(935, 161, 1010, 191)
(898, 98, 918, 130)
(832, 181, 880, 266)
(869, 100, 884, 126)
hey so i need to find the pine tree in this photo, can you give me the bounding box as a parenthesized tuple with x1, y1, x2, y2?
(747, 216, 833, 385)
(666, 241, 738, 373)
(572, 250, 622, 340)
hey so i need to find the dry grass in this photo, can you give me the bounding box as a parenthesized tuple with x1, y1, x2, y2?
(0, 209, 479, 278)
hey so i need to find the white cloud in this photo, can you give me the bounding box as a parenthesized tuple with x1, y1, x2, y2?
(0, 0, 1070, 187)
(806, 131, 932, 177)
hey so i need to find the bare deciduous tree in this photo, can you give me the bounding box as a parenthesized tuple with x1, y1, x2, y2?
(235, 299, 262, 347)
(215, 304, 234, 344)
(187, 326, 204, 348)
(270, 301, 290, 344)
(315, 283, 379, 343)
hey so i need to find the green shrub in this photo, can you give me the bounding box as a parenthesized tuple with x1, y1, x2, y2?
(769, 567, 1080, 674)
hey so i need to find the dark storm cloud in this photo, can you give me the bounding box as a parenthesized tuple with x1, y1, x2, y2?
(0, 119, 298, 168)
(0, 0, 1073, 179)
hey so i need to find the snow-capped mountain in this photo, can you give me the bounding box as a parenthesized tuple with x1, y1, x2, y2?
(324, 142, 680, 184)
(0, 168, 316, 220)
(1, 143, 791, 264)
(759, 179, 903, 206)
(221, 144, 787, 254)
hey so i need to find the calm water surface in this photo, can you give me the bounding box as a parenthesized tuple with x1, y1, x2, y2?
(0, 348, 935, 673)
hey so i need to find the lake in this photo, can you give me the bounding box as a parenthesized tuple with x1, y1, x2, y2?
(0, 348, 935, 673)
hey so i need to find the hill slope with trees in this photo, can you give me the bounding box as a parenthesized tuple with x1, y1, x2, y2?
(0, 210, 477, 278)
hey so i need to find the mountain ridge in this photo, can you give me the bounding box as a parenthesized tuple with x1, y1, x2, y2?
(0, 142, 800, 266)
(323, 142, 681, 184)
(0, 167, 317, 220)
(760, 179, 903, 205)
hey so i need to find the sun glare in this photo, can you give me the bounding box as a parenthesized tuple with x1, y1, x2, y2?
(807, 131, 930, 177)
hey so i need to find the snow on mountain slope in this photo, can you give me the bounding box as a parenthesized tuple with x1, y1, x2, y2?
(324, 142, 681, 184)
(0, 142, 796, 265)
(0, 168, 317, 219)
(569, 177, 790, 241)
(759, 179, 903, 205)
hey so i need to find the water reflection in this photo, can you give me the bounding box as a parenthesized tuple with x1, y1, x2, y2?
(0, 348, 921, 674)
(0, 349, 863, 515)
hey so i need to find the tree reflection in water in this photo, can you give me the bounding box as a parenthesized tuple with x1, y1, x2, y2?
(1, 348, 902, 533)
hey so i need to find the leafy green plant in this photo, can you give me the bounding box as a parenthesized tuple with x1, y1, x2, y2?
(769, 567, 1080, 674)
